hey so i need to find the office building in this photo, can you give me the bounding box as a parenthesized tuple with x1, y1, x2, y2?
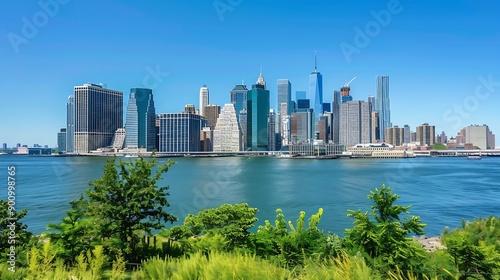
(281, 115, 291, 146)
(125, 88, 156, 151)
(268, 109, 276, 151)
(277, 79, 292, 116)
(203, 104, 221, 130)
(247, 73, 270, 151)
(159, 113, 206, 152)
(464, 124, 494, 149)
(184, 104, 196, 114)
(403, 125, 411, 144)
(112, 128, 126, 150)
(290, 109, 314, 144)
(385, 126, 404, 146)
(339, 100, 371, 147)
(308, 52, 323, 119)
(332, 90, 341, 143)
(213, 104, 240, 152)
(2, 143, 7, 150)
(200, 127, 213, 151)
(376, 76, 390, 141)
(74, 83, 123, 153)
(371, 111, 380, 142)
(316, 115, 329, 143)
(341, 85, 353, 103)
(230, 84, 248, 120)
(239, 109, 248, 150)
(297, 99, 310, 109)
(199, 85, 209, 116)
(66, 95, 75, 153)
(57, 128, 66, 153)
(416, 123, 435, 146)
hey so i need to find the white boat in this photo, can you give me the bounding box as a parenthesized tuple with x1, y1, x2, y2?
(467, 155, 482, 160)
(124, 154, 139, 158)
(0, 152, 7, 155)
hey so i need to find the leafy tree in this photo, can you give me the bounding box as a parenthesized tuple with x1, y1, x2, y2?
(345, 185, 427, 272)
(431, 143, 447, 150)
(0, 199, 32, 267)
(85, 156, 177, 261)
(162, 203, 258, 251)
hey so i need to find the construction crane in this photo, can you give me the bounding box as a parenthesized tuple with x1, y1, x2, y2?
(344, 76, 356, 87)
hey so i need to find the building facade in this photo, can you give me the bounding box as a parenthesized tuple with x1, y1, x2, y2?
(199, 85, 209, 116)
(268, 109, 276, 151)
(290, 109, 313, 144)
(230, 84, 248, 120)
(309, 53, 323, 120)
(213, 104, 241, 152)
(74, 83, 123, 153)
(66, 95, 75, 153)
(203, 104, 220, 130)
(385, 126, 404, 146)
(125, 88, 156, 151)
(57, 128, 67, 153)
(247, 77, 270, 151)
(416, 123, 435, 146)
(376, 76, 390, 141)
(159, 113, 206, 152)
(339, 100, 371, 147)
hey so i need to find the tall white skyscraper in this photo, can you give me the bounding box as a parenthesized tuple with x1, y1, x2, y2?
(376, 76, 390, 141)
(66, 95, 75, 153)
(199, 85, 209, 116)
(213, 104, 241, 152)
(339, 100, 371, 147)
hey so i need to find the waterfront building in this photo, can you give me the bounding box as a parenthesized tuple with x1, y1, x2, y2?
(403, 125, 411, 144)
(268, 109, 276, 151)
(411, 131, 417, 142)
(308, 52, 323, 120)
(200, 127, 213, 151)
(385, 126, 404, 146)
(111, 128, 126, 150)
(346, 143, 415, 158)
(2, 143, 7, 150)
(66, 95, 75, 153)
(246, 73, 270, 151)
(316, 115, 329, 143)
(199, 85, 209, 116)
(332, 90, 341, 144)
(239, 109, 248, 150)
(436, 131, 447, 144)
(281, 115, 291, 146)
(203, 104, 221, 130)
(288, 143, 344, 156)
(464, 124, 494, 149)
(213, 104, 241, 152)
(371, 111, 380, 143)
(57, 128, 66, 153)
(74, 83, 123, 153)
(125, 88, 156, 151)
(376, 76, 390, 141)
(230, 84, 248, 120)
(290, 109, 314, 144)
(416, 123, 435, 146)
(339, 100, 371, 147)
(159, 113, 206, 152)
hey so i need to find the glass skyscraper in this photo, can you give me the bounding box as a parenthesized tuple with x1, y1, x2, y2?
(158, 113, 206, 152)
(308, 53, 323, 119)
(74, 83, 123, 153)
(66, 95, 75, 153)
(125, 88, 156, 151)
(376, 76, 390, 141)
(247, 82, 270, 151)
(277, 79, 292, 116)
(230, 84, 248, 120)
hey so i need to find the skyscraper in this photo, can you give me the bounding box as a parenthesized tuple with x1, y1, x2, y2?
(230, 84, 248, 120)
(213, 104, 241, 152)
(403, 125, 411, 144)
(57, 128, 67, 153)
(66, 95, 75, 153)
(290, 109, 314, 144)
(376, 76, 390, 141)
(199, 85, 209, 116)
(332, 90, 341, 143)
(239, 109, 248, 150)
(203, 104, 221, 130)
(371, 111, 380, 142)
(268, 109, 276, 151)
(308, 52, 323, 119)
(125, 88, 156, 151)
(385, 126, 404, 146)
(339, 100, 371, 147)
(74, 83, 123, 153)
(158, 113, 206, 152)
(416, 123, 435, 146)
(247, 73, 270, 151)
(277, 79, 292, 116)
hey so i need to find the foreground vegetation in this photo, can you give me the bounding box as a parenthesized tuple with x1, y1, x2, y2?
(1, 157, 499, 279)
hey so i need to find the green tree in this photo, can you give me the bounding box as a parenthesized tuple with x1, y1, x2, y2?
(0, 199, 33, 267)
(162, 203, 258, 251)
(85, 156, 177, 261)
(431, 143, 447, 150)
(345, 185, 427, 272)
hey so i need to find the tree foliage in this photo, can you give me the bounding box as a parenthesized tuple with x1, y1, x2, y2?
(0, 199, 32, 266)
(345, 185, 427, 272)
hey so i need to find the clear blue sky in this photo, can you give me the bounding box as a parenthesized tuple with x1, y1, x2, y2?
(1, 0, 499, 147)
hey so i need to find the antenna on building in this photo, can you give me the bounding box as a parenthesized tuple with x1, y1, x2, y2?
(242, 80, 245, 85)
(314, 50, 317, 71)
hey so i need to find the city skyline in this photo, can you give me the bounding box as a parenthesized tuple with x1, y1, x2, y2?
(1, 1, 500, 146)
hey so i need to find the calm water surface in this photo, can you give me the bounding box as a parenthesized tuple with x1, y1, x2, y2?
(1, 155, 499, 236)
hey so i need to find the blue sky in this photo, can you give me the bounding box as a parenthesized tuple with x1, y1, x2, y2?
(1, 0, 499, 147)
